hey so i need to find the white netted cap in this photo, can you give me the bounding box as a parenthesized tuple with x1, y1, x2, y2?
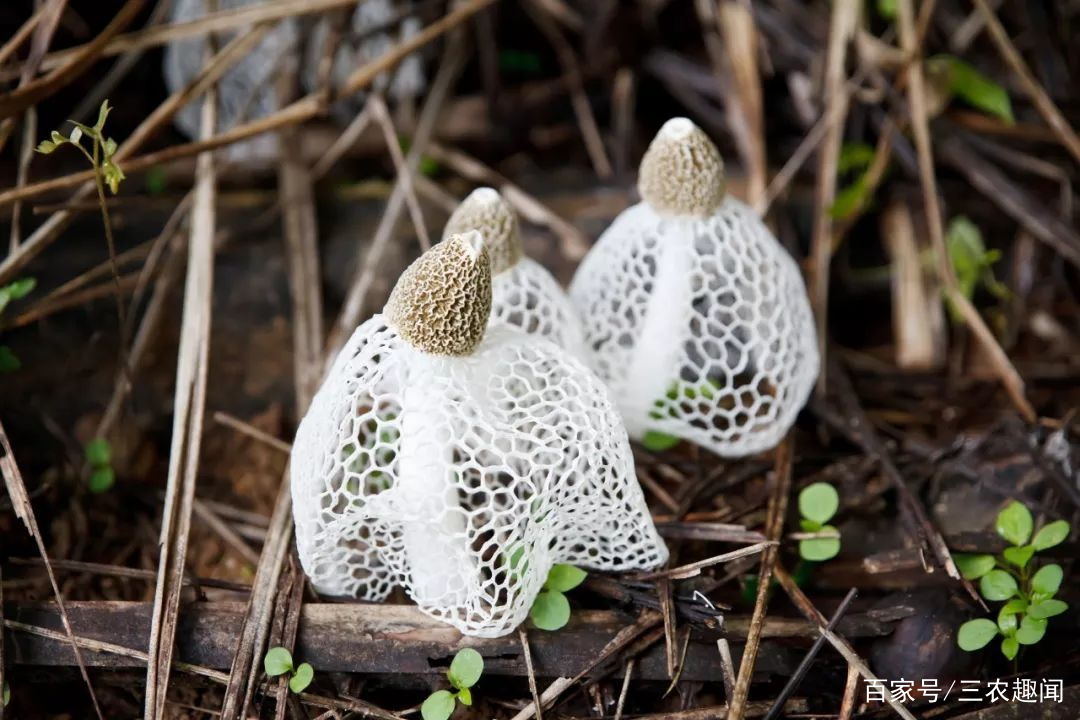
(443, 188, 589, 361)
(570, 118, 819, 457)
(164, 0, 298, 162)
(291, 234, 667, 637)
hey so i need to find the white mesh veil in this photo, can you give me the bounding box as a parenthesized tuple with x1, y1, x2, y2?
(569, 119, 819, 457)
(291, 234, 667, 638)
(163, 0, 299, 162)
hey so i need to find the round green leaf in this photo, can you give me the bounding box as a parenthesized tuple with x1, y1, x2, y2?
(85, 438, 111, 466)
(1027, 599, 1068, 620)
(1032, 520, 1070, 551)
(1002, 545, 1035, 569)
(1001, 636, 1019, 660)
(289, 663, 314, 694)
(957, 618, 998, 651)
(642, 431, 680, 452)
(799, 525, 841, 562)
(955, 554, 995, 580)
(457, 687, 472, 706)
(448, 648, 484, 689)
(1016, 616, 1047, 646)
(546, 564, 587, 592)
(1000, 598, 1027, 616)
(979, 570, 1019, 601)
(263, 646, 293, 677)
(531, 591, 571, 631)
(1031, 564, 1063, 596)
(996, 501, 1033, 546)
(421, 690, 456, 720)
(88, 467, 115, 494)
(799, 483, 839, 524)
(996, 606, 1018, 636)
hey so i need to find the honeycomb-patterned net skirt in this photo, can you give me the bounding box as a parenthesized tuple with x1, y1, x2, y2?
(290, 320, 668, 637)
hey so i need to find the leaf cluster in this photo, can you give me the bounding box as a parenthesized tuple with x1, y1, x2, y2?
(797, 483, 841, 562)
(36, 100, 125, 193)
(956, 501, 1071, 660)
(421, 648, 484, 720)
(263, 646, 314, 694)
(84, 438, 115, 493)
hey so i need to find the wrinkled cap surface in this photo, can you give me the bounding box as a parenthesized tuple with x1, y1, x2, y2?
(290, 320, 669, 637)
(637, 117, 726, 217)
(443, 188, 522, 275)
(385, 231, 493, 356)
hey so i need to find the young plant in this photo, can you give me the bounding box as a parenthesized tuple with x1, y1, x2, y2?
(797, 483, 841, 562)
(0, 277, 36, 372)
(945, 216, 1009, 324)
(263, 646, 314, 694)
(956, 501, 1071, 660)
(84, 438, 115, 494)
(530, 563, 587, 631)
(421, 648, 484, 720)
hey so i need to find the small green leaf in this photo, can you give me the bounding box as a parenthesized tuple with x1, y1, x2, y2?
(85, 438, 112, 466)
(877, 0, 897, 20)
(1001, 598, 1027, 616)
(289, 662, 313, 693)
(264, 646, 293, 677)
(0, 346, 21, 372)
(641, 430, 681, 452)
(1000, 636, 1019, 660)
(96, 100, 112, 132)
(955, 554, 996, 580)
(829, 176, 871, 221)
(1032, 520, 1070, 551)
(36, 139, 56, 154)
(6, 277, 36, 300)
(799, 525, 841, 562)
(546, 564, 587, 593)
(798, 483, 839, 524)
(1031, 564, 1063, 596)
(448, 648, 484, 689)
(421, 690, 456, 720)
(997, 606, 1018, 636)
(2, 681, 8, 706)
(457, 687, 472, 706)
(837, 143, 876, 175)
(1016, 616, 1047, 645)
(799, 518, 822, 532)
(88, 467, 115, 494)
(1002, 545, 1035, 569)
(1028, 599, 1068, 620)
(996, 501, 1034, 547)
(50, 130, 64, 145)
(957, 618, 998, 651)
(931, 55, 1014, 123)
(979, 570, 1019, 601)
(531, 590, 571, 631)
(103, 137, 118, 159)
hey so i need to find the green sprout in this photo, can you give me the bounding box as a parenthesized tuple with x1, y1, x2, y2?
(530, 563, 587, 631)
(641, 378, 722, 452)
(797, 483, 841, 562)
(926, 55, 1014, 124)
(0, 277, 36, 372)
(945, 216, 1009, 324)
(421, 648, 484, 720)
(84, 438, 115, 494)
(263, 646, 314, 694)
(956, 501, 1071, 661)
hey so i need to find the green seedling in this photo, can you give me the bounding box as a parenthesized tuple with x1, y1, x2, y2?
(641, 378, 723, 452)
(956, 501, 1071, 660)
(530, 563, 587, 631)
(263, 646, 314, 694)
(945, 216, 1009, 324)
(926, 55, 1014, 124)
(797, 482, 841, 562)
(421, 648, 484, 720)
(84, 438, 115, 494)
(0, 277, 36, 372)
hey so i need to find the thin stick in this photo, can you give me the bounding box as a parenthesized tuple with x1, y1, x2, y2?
(896, 0, 1035, 422)
(718, 0, 766, 207)
(0, 4, 49, 69)
(310, 104, 373, 180)
(213, 411, 293, 454)
(716, 639, 736, 702)
(0, 419, 104, 719)
(971, 0, 1080, 166)
(144, 81, 218, 720)
(9, 108, 36, 253)
(613, 659, 635, 720)
(809, 0, 859, 393)
(763, 588, 858, 720)
(631, 541, 776, 581)
(368, 94, 430, 250)
(508, 678, 574, 720)
(519, 629, 543, 720)
(728, 438, 792, 719)
(838, 663, 860, 720)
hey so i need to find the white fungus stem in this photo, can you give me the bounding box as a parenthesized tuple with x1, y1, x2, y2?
(622, 227, 693, 436)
